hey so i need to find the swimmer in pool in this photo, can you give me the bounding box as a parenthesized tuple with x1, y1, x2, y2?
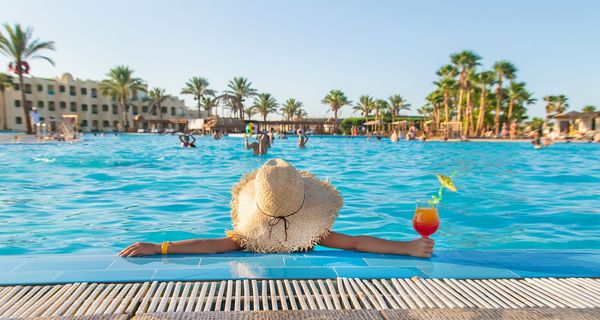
(244, 133, 269, 155)
(179, 133, 196, 148)
(298, 132, 309, 148)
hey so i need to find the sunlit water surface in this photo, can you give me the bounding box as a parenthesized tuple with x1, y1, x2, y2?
(1, 135, 599, 255)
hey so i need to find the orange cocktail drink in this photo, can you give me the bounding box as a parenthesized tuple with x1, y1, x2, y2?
(413, 202, 439, 237)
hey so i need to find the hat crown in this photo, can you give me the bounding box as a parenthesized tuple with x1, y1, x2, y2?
(254, 159, 304, 217)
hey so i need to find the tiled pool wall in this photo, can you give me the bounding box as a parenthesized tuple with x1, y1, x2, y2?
(1, 250, 599, 285)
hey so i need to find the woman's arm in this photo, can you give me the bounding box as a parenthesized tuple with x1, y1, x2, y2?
(319, 232, 434, 258)
(118, 237, 241, 257)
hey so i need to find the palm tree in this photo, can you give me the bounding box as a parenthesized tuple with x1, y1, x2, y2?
(200, 96, 218, 117)
(353, 95, 374, 121)
(145, 87, 170, 129)
(434, 77, 456, 123)
(295, 108, 308, 120)
(425, 91, 443, 129)
(553, 95, 569, 113)
(99, 65, 146, 131)
(388, 94, 410, 122)
(181, 77, 215, 118)
(280, 98, 303, 121)
(0, 23, 55, 133)
(450, 50, 481, 124)
(492, 60, 517, 135)
(0, 72, 15, 130)
(582, 105, 596, 113)
(244, 106, 257, 120)
(435, 64, 458, 123)
(253, 93, 278, 122)
(225, 77, 257, 120)
(322, 89, 351, 131)
(474, 71, 495, 136)
(373, 99, 388, 121)
(507, 82, 535, 122)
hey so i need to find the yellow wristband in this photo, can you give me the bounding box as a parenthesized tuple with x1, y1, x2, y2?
(161, 241, 170, 255)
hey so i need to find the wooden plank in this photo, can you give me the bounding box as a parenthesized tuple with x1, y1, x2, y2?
(0, 286, 40, 318)
(136, 281, 158, 314)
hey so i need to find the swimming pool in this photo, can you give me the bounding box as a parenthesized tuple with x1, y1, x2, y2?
(0, 135, 599, 255)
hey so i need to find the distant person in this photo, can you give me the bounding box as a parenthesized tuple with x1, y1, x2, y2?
(407, 124, 417, 140)
(245, 133, 269, 155)
(280, 132, 288, 140)
(298, 130, 309, 148)
(532, 129, 545, 149)
(179, 133, 196, 148)
(263, 130, 272, 148)
(268, 127, 276, 145)
(375, 131, 382, 140)
(500, 123, 508, 139)
(390, 130, 398, 142)
(509, 121, 518, 139)
(213, 130, 222, 140)
(29, 107, 41, 135)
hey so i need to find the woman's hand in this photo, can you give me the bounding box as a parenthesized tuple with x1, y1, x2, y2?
(118, 242, 161, 257)
(406, 237, 435, 258)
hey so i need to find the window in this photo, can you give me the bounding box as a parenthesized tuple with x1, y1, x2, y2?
(25, 84, 32, 94)
(70, 102, 77, 112)
(60, 101, 66, 109)
(131, 90, 138, 101)
(102, 104, 109, 112)
(142, 106, 148, 113)
(132, 106, 138, 115)
(37, 84, 43, 92)
(69, 86, 76, 96)
(171, 107, 175, 116)
(59, 85, 65, 93)
(92, 105, 98, 114)
(92, 120, 98, 128)
(91, 88, 97, 98)
(81, 120, 88, 127)
(48, 85, 55, 95)
(14, 100, 21, 107)
(103, 120, 110, 128)
(80, 87, 87, 95)
(14, 84, 20, 91)
(15, 117, 22, 124)
(37, 101, 44, 109)
(161, 106, 167, 114)
(112, 105, 118, 115)
(26, 101, 32, 109)
(48, 101, 55, 111)
(82, 104, 88, 111)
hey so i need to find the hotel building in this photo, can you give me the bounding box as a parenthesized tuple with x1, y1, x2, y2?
(0, 73, 201, 132)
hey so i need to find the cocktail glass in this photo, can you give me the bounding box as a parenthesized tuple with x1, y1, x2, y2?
(413, 200, 440, 238)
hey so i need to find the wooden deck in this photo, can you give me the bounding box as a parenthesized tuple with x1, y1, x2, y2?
(1, 277, 599, 319)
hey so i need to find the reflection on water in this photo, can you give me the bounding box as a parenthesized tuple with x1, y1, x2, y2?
(0, 135, 599, 255)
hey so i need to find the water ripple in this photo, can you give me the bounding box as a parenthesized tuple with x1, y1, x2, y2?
(0, 136, 599, 254)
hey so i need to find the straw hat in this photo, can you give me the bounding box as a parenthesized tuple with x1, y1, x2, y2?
(226, 158, 342, 253)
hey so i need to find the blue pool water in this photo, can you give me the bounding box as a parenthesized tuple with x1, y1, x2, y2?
(0, 135, 599, 255)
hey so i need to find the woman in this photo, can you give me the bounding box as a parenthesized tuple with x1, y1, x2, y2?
(120, 159, 434, 258)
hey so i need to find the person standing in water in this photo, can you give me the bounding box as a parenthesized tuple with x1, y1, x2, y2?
(298, 130, 309, 148)
(179, 133, 196, 148)
(245, 133, 269, 155)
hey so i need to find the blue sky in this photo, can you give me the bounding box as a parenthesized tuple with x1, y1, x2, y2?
(1, 0, 599, 119)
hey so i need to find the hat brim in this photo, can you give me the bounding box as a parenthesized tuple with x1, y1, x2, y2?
(227, 170, 342, 253)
